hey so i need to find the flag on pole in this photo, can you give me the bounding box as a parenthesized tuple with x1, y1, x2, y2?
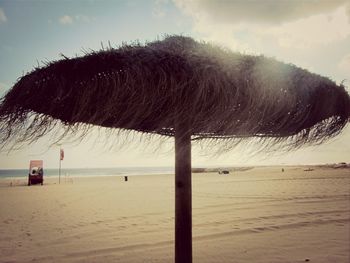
(60, 149, 64, 161)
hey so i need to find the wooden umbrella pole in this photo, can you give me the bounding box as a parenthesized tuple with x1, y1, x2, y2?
(175, 120, 192, 263)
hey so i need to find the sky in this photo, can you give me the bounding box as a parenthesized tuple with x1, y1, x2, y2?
(0, 0, 349, 169)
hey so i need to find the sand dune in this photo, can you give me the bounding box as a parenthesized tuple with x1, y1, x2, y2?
(0, 166, 349, 262)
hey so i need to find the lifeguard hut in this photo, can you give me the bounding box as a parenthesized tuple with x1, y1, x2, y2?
(28, 160, 44, 185)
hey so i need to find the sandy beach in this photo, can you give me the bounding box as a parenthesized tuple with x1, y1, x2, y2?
(0, 166, 349, 263)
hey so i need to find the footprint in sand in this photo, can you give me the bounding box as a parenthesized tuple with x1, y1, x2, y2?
(3, 218, 14, 224)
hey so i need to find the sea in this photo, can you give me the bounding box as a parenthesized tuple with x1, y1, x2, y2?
(0, 167, 175, 179)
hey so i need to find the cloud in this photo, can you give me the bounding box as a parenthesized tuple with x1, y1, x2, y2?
(74, 14, 92, 23)
(59, 15, 73, 25)
(152, 0, 168, 18)
(174, 0, 349, 25)
(58, 14, 94, 25)
(266, 7, 350, 49)
(338, 53, 350, 73)
(173, 0, 350, 53)
(0, 7, 7, 23)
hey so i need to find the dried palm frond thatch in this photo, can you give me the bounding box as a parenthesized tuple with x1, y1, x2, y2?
(0, 36, 349, 150)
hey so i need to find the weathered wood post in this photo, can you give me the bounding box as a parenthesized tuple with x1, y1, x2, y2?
(175, 120, 192, 263)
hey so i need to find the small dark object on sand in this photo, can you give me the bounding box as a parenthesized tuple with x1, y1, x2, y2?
(124, 176, 128, 182)
(305, 259, 310, 262)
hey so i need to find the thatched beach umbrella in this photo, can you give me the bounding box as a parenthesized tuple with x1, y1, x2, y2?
(0, 36, 349, 263)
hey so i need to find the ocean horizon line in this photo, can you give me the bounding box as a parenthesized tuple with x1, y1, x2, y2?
(0, 162, 346, 170)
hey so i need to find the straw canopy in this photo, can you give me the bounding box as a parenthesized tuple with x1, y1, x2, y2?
(0, 36, 349, 148)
